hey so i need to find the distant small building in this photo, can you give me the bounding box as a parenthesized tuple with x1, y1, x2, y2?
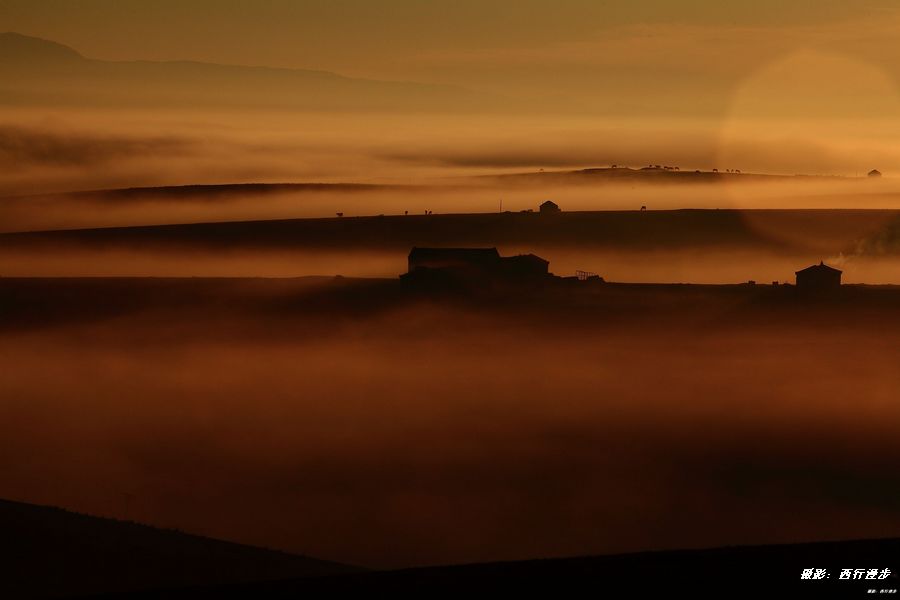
(539, 200, 560, 213)
(868, 169, 882, 178)
(795, 261, 842, 291)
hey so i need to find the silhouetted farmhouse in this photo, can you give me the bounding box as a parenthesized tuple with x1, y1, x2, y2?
(795, 261, 842, 291)
(404, 247, 549, 283)
(539, 200, 560, 213)
(408, 247, 499, 273)
(868, 169, 882, 178)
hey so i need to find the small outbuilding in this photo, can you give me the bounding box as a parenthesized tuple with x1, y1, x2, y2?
(795, 261, 842, 291)
(539, 200, 560, 213)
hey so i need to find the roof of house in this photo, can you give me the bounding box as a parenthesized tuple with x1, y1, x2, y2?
(795, 261, 842, 275)
(408, 247, 500, 262)
(540, 200, 559, 207)
(503, 253, 550, 265)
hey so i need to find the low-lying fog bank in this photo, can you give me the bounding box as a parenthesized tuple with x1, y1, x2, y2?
(1, 278, 898, 568)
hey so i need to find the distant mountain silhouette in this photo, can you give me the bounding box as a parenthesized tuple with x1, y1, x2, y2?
(0, 32, 486, 111)
(0, 497, 360, 598)
(0, 31, 83, 63)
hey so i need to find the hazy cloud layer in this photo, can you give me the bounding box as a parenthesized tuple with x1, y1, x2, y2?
(0, 124, 190, 167)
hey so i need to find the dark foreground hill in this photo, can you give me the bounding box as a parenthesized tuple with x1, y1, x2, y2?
(113, 538, 900, 597)
(0, 498, 359, 598)
(6, 493, 897, 598)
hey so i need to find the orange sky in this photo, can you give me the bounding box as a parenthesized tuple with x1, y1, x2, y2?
(3, 1, 900, 191)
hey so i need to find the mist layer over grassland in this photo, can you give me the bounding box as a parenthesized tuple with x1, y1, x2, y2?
(5, 168, 900, 233)
(1, 277, 899, 568)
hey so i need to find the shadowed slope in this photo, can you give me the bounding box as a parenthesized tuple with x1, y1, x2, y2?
(0, 498, 360, 598)
(3, 209, 897, 255)
(114, 538, 900, 597)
